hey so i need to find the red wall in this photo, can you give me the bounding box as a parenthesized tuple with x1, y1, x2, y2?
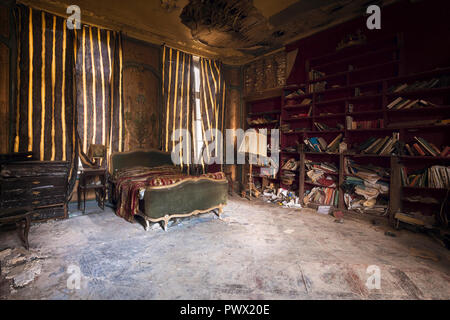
(286, 0, 450, 85)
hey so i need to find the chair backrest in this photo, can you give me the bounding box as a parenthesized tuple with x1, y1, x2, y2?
(88, 144, 106, 159)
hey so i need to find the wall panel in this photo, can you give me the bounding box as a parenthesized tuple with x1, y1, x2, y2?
(122, 38, 161, 150)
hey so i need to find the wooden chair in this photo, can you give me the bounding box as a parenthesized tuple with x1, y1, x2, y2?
(0, 207, 33, 250)
(78, 144, 108, 213)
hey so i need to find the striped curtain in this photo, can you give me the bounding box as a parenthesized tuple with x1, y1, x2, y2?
(13, 5, 75, 163)
(199, 57, 226, 165)
(162, 46, 195, 169)
(74, 25, 124, 159)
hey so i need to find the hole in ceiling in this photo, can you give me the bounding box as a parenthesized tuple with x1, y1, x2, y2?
(272, 30, 285, 38)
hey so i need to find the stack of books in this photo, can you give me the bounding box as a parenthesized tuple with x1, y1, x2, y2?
(388, 75, 449, 93)
(386, 98, 435, 110)
(308, 70, 326, 81)
(308, 81, 327, 93)
(358, 133, 399, 155)
(305, 160, 338, 187)
(346, 160, 390, 183)
(304, 134, 343, 153)
(304, 187, 339, 206)
(343, 160, 390, 215)
(285, 89, 306, 99)
(346, 117, 384, 129)
(306, 173, 337, 188)
(314, 122, 344, 131)
(305, 160, 338, 174)
(404, 137, 448, 157)
(299, 98, 312, 106)
(247, 116, 278, 125)
(401, 165, 450, 189)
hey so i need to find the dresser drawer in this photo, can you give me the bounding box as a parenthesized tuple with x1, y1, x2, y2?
(1, 161, 69, 178)
(1, 194, 66, 209)
(1, 176, 67, 190)
(0, 161, 69, 221)
(31, 205, 66, 221)
(1, 185, 66, 201)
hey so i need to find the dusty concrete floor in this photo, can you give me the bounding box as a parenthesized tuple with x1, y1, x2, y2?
(0, 196, 449, 300)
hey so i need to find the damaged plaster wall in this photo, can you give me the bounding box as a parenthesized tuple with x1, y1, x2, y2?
(243, 50, 286, 95)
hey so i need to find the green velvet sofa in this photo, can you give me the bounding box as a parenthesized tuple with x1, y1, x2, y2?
(110, 149, 228, 231)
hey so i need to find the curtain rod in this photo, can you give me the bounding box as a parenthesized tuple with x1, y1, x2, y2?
(17, 0, 222, 61)
(161, 43, 221, 61)
(17, 0, 116, 32)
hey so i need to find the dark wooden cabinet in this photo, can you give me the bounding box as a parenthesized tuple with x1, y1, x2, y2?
(0, 161, 70, 221)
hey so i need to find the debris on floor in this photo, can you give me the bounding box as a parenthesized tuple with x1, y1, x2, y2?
(0, 247, 46, 289)
(317, 205, 332, 215)
(261, 187, 302, 209)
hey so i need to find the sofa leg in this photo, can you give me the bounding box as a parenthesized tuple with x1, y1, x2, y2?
(162, 215, 169, 232)
(215, 205, 223, 219)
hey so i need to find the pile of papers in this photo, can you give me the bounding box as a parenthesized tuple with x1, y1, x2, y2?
(343, 160, 390, 216)
(261, 187, 302, 209)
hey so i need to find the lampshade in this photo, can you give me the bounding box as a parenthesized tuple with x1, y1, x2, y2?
(238, 130, 267, 157)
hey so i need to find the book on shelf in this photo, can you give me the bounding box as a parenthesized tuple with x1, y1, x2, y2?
(343, 159, 389, 215)
(300, 98, 312, 106)
(388, 74, 450, 93)
(386, 97, 434, 110)
(359, 132, 399, 155)
(308, 81, 327, 93)
(314, 122, 344, 131)
(414, 136, 438, 156)
(412, 143, 426, 156)
(285, 88, 306, 99)
(348, 119, 384, 129)
(401, 165, 450, 189)
(441, 146, 450, 157)
(308, 70, 326, 81)
(327, 134, 343, 152)
(303, 133, 342, 153)
(304, 186, 339, 207)
(306, 174, 337, 188)
(305, 160, 338, 174)
(401, 136, 447, 157)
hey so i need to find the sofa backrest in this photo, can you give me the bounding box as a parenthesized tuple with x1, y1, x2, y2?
(110, 149, 173, 173)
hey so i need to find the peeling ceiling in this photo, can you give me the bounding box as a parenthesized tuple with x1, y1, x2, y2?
(19, 0, 397, 64)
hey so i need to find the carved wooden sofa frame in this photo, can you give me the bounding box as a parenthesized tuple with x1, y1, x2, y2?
(110, 149, 228, 231)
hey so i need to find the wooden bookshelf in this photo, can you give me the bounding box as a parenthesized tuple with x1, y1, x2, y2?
(280, 31, 450, 224)
(240, 30, 449, 225)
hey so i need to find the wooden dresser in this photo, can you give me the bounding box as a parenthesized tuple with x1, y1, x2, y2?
(0, 161, 70, 221)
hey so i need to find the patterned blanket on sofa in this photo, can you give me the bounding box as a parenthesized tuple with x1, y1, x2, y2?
(113, 165, 225, 222)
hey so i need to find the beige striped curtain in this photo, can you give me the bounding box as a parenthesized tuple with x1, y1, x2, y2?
(162, 46, 195, 169)
(199, 57, 226, 165)
(74, 25, 124, 160)
(13, 4, 124, 194)
(13, 5, 75, 163)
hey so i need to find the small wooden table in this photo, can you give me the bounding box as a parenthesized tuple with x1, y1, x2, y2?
(0, 207, 33, 250)
(77, 168, 107, 213)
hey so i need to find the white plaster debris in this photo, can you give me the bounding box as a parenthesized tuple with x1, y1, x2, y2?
(261, 188, 302, 209)
(0, 248, 12, 260)
(0, 248, 45, 289)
